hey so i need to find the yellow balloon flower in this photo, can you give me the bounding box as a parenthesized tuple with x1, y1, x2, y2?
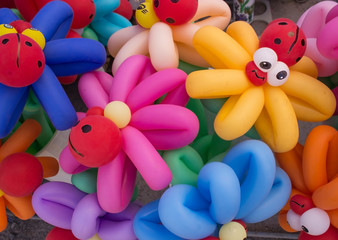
(186, 21, 336, 153)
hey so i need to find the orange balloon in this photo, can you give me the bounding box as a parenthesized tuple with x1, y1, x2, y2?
(0, 119, 41, 162)
(303, 125, 338, 192)
(0, 197, 7, 232)
(4, 194, 35, 220)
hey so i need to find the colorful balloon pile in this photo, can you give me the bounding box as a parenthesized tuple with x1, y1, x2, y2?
(0, 1, 337, 240)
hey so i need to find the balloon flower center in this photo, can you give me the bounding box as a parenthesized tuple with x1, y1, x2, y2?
(104, 101, 131, 128)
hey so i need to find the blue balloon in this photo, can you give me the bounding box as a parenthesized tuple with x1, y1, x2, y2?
(197, 162, 241, 224)
(44, 38, 106, 76)
(243, 167, 291, 223)
(134, 200, 184, 240)
(158, 185, 216, 239)
(0, 8, 19, 24)
(222, 140, 276, 219)
(30, 1, 73, 41)
(138, 140, 291, 239)
(0, 84, 28, 138)
(32, 65, 77, 131)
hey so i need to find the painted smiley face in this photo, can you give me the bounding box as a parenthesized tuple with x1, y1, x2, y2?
(68, 115, 122, 168)
(246, 47, 290, 86)
(245, 61, 267, 86)
(259, 18, 306, 66)
(0, 23, 45, 87)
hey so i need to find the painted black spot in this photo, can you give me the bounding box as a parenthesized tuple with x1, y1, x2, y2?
(302, 226, 309, 233)
(296, 57, 301, 62)
(301, 39, 305, 46)
(2, 38, 9, 44)
(89, 14, 93, 19)
(278, 22, 288, 25)
(171, 0, 179, 2)
(154, 0, 159, 8)
(82, 124, 92, 133)
(274, 38, 281, 44)
(25, 41, 32, 47)
(38, 61, 42, 68)
(166, 18, 175, 24)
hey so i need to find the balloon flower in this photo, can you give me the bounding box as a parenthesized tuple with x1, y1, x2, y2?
(276, 125, 338, 240)
(297, 1, 338, 77)
(107, 0, 232, 75)
(186, 19, 336, 153)
(83, 0, 132, 45)
(0, 1, 106, 138)
(0, 119, 58, 232)
(134, 140, 291, 240)
(59, 55, 199, 213)
(14, 0, 96, 38)
(32, 181, 140, 240)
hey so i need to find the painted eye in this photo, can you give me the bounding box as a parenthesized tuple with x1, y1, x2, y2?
(81, 125, 92, 133)
(0, 24, 17, 36)
(21, 28, 45, 49)
(286, 209, 302, 231)
(253, 47, 278, 72)
(267, 61, 289, 86)
(300, 208, 330, 236)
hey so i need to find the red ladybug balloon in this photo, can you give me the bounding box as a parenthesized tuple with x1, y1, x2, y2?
(0, 152, 43, 197)
(259, 18, 306, 66)
(68, 114, 122, 168)
(153, 0, 198, 25)
(0, 26, 45, 87)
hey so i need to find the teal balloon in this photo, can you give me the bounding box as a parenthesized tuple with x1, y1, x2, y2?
(72, 168, 98, 193)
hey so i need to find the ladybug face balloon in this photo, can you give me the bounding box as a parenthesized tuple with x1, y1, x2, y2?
(259, 18, 306, 66)
(0, 22, 45, 87)
(68, 114, 122, 168)
(153, 0, 198, 25)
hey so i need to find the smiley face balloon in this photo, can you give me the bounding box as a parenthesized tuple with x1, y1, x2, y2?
(68, 110, 122, 168)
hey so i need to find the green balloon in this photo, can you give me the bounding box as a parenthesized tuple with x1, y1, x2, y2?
(72, 168, 98, 193)
(178, 60, 206, 75)
(163, 146, 204, 186)
(82, 27, 99, 41)
(22, 90, 55, 153)
(186, 98, 209, 140)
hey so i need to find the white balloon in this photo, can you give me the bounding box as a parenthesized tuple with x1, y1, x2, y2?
(300, 208, 330, 236)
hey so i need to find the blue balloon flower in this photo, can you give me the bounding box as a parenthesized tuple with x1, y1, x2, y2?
(0, 1, 106, 138)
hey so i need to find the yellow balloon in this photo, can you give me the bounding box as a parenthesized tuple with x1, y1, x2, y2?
(135, 1, 160, 29)
(0, 190, 3, 197)
(104, 101, 131, 128)
(219, 221, 247, 240)
(0, 24, 17, 36)
(22, 28, 46, 49)
(88, 234, 102, 240)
